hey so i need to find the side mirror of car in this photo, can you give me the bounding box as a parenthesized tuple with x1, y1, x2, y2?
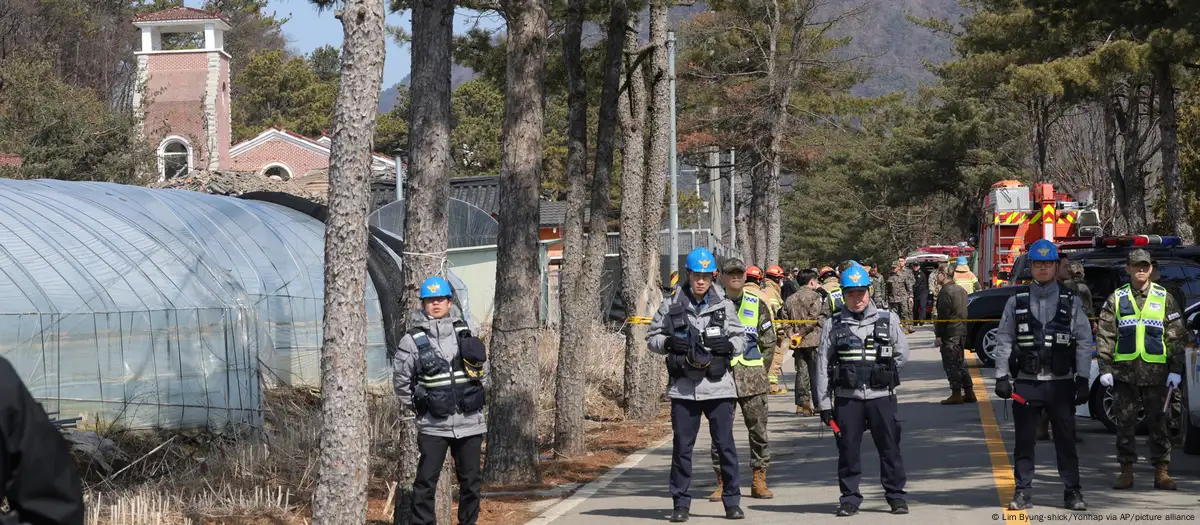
(1188, 311, 1200, 332)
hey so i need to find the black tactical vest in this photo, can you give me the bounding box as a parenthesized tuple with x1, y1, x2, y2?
(1010, 289, 1077, 377)
(411, 320, 485, 418)
(830, 309, 899, 391)
(667, 299, 732, 382)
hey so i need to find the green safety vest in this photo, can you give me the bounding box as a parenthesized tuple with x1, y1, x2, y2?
(1113, 283, 1168, 364)
(730, 293, 765, 368)
(829, 289, 844, 314)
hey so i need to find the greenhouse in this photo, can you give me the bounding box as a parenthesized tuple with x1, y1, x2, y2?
(0, 179, 404, 430)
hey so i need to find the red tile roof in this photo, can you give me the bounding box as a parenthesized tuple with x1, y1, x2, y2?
(0, 154, 22, 168)
(132, 7, 230, 24)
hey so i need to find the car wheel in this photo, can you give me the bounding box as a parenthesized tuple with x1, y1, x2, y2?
(1182, 387, 1200, 454)
(1090, 381, 1147, 434)
(973, 323, 998, 368)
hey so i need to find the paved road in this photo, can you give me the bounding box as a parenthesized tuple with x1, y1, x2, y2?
(531, 327, 1200, 524)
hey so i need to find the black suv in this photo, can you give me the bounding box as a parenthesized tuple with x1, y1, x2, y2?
(966, 244, 1200, 368)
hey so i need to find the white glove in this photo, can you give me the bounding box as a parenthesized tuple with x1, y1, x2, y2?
(1167, 373, 1181, 388)
(1099, 373, 1114, 387)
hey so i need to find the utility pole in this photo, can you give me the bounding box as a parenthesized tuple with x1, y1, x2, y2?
(668, 30, 679, 274)
(709, 146, 722, 248)
(393, 148, 407, 202)
(728, 149, 736, 252)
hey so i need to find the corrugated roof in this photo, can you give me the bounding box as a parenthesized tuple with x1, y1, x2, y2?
(132, 7, 230, 24)
(450, 175, 501, 216)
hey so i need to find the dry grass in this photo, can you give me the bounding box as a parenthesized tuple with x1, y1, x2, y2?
(81, 325, 645, 525)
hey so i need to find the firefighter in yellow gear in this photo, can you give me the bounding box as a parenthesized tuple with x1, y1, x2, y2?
(746, 266, 787, 394)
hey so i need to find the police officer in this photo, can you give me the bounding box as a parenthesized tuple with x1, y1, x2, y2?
(1096, 249, 1188, 491)
(785, 269, 825, 416)
(815, 264, 910, 517)
(394, 276, 489, 525)
(647, 247, 748, 522)
(0, 357, 85, 525)
(818, 266, 844, 315)
(993, 239, 1094, 511)
(707, 258, 776, 501)
(934, 271, 975, 405)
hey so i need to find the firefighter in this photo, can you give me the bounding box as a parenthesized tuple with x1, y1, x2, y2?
(1095, 249, 1188, 491)
(815, 264, 910, 517)
(394, 276, 490, 525)
(647, 247, 748, 522)
(765, 265, 793, 395)
(993, 239, 1094, 512)
(952, 256, 980, 293)
(707, 258, 776, 501)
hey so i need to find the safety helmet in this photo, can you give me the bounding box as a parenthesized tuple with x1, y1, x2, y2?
(419, 276, 453, 299)
(956, 256, 968, 266)
(819, 266, 837, 280)
(840, 264, 870, 289)
(686, 247, 717, 273)
(1028, 239, 1058, 262)
(766, 265, 785, 278)
(746, 265, 764, 280)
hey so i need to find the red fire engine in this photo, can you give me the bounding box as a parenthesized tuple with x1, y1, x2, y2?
(977, 180, 1102, 288)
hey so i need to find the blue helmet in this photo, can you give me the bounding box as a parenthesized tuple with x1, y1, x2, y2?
(419, 276, 453, 299)
(956, 256, 968, 266)
(840, 264, 870, 289)
(685, 247, 717, 273)
(1028, 239, 1058, 262)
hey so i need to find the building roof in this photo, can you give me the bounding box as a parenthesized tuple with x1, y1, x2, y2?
(449, 176, 501, 216)
(132, 7, 231, 24)
(230, 128, 396, 169)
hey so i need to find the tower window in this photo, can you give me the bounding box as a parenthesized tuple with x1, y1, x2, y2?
(158, 138, 192, 180)
(263, 164, 293, 181)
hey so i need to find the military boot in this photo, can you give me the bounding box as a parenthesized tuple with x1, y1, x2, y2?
(708, 476, 724, 502)
(796, 402, 814, 417)
(962, 376, 977, 403)
(940, 388, 964, 405)
(1154, 463, 1177, 490)
(1113, 462, 1134, 489)
(751, 468, 774, 499)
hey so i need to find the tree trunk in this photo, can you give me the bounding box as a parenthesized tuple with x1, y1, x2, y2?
(1156, 61, 1194, 243)
(553, 0, 592, 458)
(399, 0, 456, 519)
(310, 0, 385, 522)
(620, 8, 659, 422)
(639, 0, 670, 408)
(484, 0, 547, 485)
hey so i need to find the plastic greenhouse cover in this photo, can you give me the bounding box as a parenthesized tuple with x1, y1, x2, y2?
(370, 198, 500, 249)
(0, 179, 388, 430)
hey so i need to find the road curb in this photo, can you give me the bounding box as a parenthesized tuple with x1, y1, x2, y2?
(521, 435, 673, 525)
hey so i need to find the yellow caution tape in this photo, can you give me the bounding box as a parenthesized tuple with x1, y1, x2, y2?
(624, 317, 1099, 325)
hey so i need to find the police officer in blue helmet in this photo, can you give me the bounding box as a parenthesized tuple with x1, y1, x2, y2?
(393, 276, 489, 525)
(813, 263, 910, 517)
(647, 247, 749, 522)
(993, 239, 1094, 512)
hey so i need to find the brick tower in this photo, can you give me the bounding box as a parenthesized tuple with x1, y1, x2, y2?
(132, 7, 232, 179)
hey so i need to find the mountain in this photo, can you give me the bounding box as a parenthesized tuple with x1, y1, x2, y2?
(375, 1, 968, 111)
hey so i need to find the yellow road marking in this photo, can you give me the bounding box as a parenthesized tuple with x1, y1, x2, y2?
(967, 349, 1028, 522)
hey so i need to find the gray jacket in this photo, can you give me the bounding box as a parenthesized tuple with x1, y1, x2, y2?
(647, 285, 747, 401)
(994, 280, 1094, 381)
(814, 304, 909, 411)
(393, 310, 488, 438)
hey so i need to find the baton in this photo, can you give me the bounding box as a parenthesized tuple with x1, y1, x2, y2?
(1164, 384, 1176, 414)
(1011, 393, 1027, 405)
(830, 419, 842, 440)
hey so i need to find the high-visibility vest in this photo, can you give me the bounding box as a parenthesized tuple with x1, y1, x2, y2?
(829, 289, 844, 314)
(730, 293, 765, 367)
(954, 271, 978, 292)
(1113, 283, 1168, 364)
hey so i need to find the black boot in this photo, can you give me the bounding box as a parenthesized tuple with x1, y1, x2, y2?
(888, 498, 909, 515)
(725, 506, 744, 520)
(1064, 490, 1087, 511)
(1008, 490, 1033, 510)
(836, 502, 859, 517)
(670, 507, 690, 522)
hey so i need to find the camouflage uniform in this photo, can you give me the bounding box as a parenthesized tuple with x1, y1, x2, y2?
(928, 264, 947, 318)
(934, 282, 971, 390)
(783, 286, 825, 411)
(1096, 281, 1187, 468)
(710, 289, 775, 473)
(886, 270, 912, 327)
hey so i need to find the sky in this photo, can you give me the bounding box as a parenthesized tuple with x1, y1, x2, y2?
(183, 0, 504, 88)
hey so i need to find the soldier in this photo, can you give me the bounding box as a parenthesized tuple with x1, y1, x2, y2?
(993, 239, 1094, 512)
(927, 263, 948, 318)
(785, 269, 825, 416)
(869, 264, 889, 310)
(886, 265, 912, 334)
(1057, 256, 1093, 316)
(1095, 249, 1187, 491)
(746, 266, 787, 395)
(815, 264, 910, 516)
(934, 271, 975, 405)
(706, 258, 776, 502)
(647, 247, 748, 522)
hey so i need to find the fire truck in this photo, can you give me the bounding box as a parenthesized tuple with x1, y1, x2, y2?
(977, 180, 1102, 288)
